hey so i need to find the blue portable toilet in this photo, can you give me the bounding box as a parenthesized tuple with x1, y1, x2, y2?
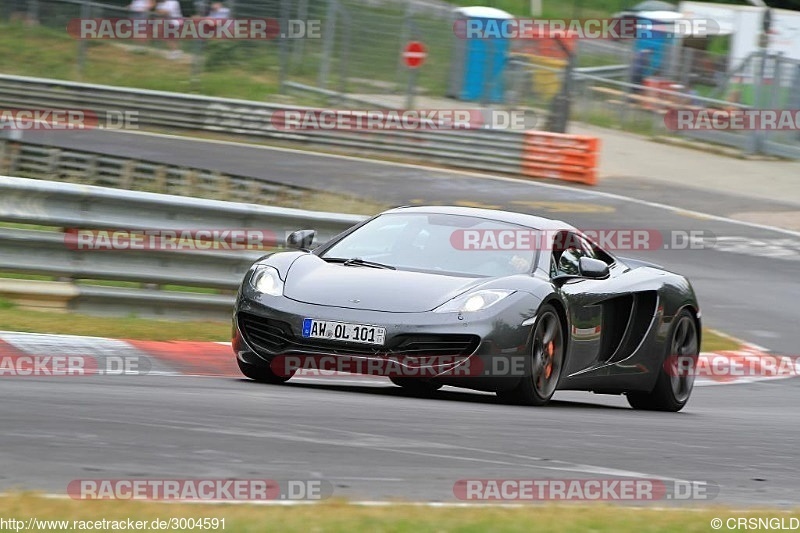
(448, 6, 513, 103)
(632, 10, 684, 76)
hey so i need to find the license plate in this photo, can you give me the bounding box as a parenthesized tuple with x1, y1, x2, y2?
(301, 318, 386, 346)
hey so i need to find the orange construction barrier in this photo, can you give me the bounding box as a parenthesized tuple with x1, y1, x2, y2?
(521, 131, 600, 186)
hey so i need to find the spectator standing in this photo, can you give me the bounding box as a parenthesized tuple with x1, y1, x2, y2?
(209, 2, 230, 19)
(193, 0, 209, 17)
(11, 0, 40, 25)
(128, 0, 153, 20)
(155, 0, 184, 59)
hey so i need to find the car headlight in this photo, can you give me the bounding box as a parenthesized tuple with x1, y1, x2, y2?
(249, 265, 284, 296)
(434, 289, 515, 313)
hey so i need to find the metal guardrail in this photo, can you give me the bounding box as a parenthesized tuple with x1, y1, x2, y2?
(0, 176, 366, 320)
(0, 140, 312, 205)
(574, 65, 630, 79)
(0, 74, 527, 175)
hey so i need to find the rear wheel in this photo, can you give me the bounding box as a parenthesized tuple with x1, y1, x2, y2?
(497, 304, 564, 406)
(390, 377, 442, 394)
(627, 309, 698, 412)
(237, 358, 293, 384)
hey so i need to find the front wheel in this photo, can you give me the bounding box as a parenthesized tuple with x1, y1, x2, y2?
(237, 358, 293, 384)
(627, 309, 698, 412)
(497, 304, 564, 406)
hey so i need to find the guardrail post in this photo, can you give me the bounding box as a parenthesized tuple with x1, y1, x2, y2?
(247, 178, 262, 201)
(0, 141, 7, 175)
(153, 165, 167, 193)
(6, 142, 21, 175)
(183, 169, 198, 197)
(216, 172, 231, 201)
(46, 148, 62, 178)
(84, 154, 98, 184)
(120, 160, 135, 189)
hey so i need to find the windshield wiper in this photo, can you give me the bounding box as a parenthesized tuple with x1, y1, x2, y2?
(323, 257, 396, 270)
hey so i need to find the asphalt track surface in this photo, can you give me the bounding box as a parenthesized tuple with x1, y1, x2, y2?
(4, 129, 800, 505)
(0, 373, 798, 505)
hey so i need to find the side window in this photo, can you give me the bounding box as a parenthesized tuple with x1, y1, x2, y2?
(577, 235, 598, 260)
(577, 232, 616, 266)
(553, 232, 596, 277)
(588, 241, 616, 266)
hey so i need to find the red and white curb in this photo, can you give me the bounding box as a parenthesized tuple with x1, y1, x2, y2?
(0, 330, 792, 386)
(0, 331, 381, 384)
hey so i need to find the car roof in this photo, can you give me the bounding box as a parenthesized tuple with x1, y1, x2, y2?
(381, 205, 576, 231)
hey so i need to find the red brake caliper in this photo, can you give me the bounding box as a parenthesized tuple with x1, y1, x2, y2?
(544, 341, 554, 379)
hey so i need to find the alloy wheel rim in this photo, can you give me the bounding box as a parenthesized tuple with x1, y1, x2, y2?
(532, 311, 563, 398)
(668, 315, 698, 403)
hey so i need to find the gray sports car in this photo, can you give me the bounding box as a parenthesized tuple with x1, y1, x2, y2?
(233, 206, 701, 411)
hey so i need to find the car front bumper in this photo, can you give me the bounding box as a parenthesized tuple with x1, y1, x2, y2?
(234, 289, 543, 391)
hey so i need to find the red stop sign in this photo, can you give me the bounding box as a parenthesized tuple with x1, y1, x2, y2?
(402, 41, 427, 69)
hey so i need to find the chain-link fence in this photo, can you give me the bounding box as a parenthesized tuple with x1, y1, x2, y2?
(279, 0, 456, 107)
(3, 0, 800, 158)
(565, 50, 800, 158)
(0, 0, 286, 93)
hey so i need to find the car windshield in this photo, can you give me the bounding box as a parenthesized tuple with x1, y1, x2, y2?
(319, 212, 538, 277)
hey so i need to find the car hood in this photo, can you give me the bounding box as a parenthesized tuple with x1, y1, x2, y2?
(283, 254, 484, 312)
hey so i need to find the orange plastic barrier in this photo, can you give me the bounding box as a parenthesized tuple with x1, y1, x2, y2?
(642, 77, 687, 111)
(521, 131, 600, 186)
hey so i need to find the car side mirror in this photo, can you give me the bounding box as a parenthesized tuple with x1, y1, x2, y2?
(579, 257, 610, 279)
(286, 230, 316, 250)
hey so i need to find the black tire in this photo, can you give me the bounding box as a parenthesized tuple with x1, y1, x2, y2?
(627, 309, 698, 412)
(496, 304, 564, 406)
(237, 358, 293, 384)
(390, 377, 442, 394)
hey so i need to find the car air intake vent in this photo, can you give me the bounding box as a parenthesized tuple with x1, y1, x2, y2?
(238, 313, 293, 353)
(392, 334, 480, 357)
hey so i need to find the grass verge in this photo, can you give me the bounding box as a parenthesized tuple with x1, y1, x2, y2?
(0, 299, 229, 341)
(0, 296, 743, 351)
(701, 329, 741, 353)
(0, 24, 284, 101)
(0, 494, 791, 533)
